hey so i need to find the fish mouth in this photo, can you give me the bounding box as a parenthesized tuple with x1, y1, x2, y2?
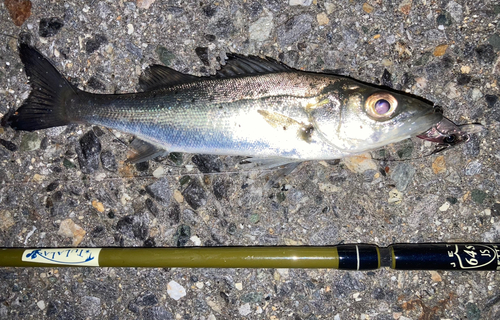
(379, 106, 443, 146)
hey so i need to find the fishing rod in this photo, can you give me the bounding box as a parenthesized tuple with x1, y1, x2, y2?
(1, 243, 499, 270)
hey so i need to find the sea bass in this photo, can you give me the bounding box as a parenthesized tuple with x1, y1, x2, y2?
(3, 43, 443, 166)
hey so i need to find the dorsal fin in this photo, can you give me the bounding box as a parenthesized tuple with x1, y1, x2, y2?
(139, 65, 199, 91)
(216, 53, 291, 78)
(139, 53, 292, 91)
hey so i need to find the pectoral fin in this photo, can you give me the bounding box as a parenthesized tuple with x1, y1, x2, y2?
(257, 110, 315, 143)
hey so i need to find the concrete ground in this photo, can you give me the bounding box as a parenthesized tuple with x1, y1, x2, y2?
(0, 0, 499, 319)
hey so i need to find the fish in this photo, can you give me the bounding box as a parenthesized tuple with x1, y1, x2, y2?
(2, 43, 443, 168)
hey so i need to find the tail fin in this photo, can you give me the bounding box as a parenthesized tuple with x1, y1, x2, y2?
(2, 43, 78, 131)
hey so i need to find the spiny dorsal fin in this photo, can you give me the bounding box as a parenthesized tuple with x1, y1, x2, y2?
(127, 138, 168, 163)
(139, 65, 199, 91)
(216, 53, 291, 78)
(139, 53, 292, 91)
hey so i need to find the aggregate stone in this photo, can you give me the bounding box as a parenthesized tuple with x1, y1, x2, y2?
(46, 180, 59, 192)
(135, 161, 149, 172)
(168, 203, 181, 224)
(445, 1, 463, 22)
(436, 12, 452, 27)
(20, 132, 41, 151)
(0, 139, 17, 151)
(116, 214, 149, 240)
(156, 46, 176, 66)
(0, 147, 9, 160)
(134, 291, 159, 306)
(277, 14, 313, 46)
(87, 76, 106, 91)
(488, 33, 500, 50)
(465, 160, 482, 176)
(80, 296, 101, 318)
(91, 225, 105, 237)
(471, 189, 487, 204)
(463, 134, 481, 158)
(100, 150, 118, 172)
(244, 1, 263, 18)
(128, 301, 140, 314)
(227, 222, 237, 234)
(209, 17, 234, 37)
(145, 177, 172, 206)
(466, 302, 481, 320)
(76, 130, 101, 174)
(456, 74, 471, 85)
(204, 34, 216, 42)
(249, 14, 274, 42)
(396, 139, 414, 159)
(143, 307, 174, 320)
(390, 163, 416, 191)
(126, 41, 142, 59)
(182, 179, 207, 209)
(485, 94, 498, 108)
(175, 224, 191, 247)
(116, 216, 134, 238)
(333, 273, 365, 298)
(39, 17, 64, 37)
(202, 4, 218, 17)
(213, 177, 229, 200)
(144, 237, 155, 247)
(145, 198, 159, 216)
(45, 301, 59, 317)
(195, 47, 210, 66)
(475, 44, 496, 64)
(238, 303, 252, 316)
(491, 203, 500, 217)
(86, 34, 108, 54)
(191, 154, 222, 173)
(372, 287, 385, 300)
(241, 292, 263, 303)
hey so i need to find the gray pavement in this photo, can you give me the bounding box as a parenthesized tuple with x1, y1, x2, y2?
(0, 0, 499, 319)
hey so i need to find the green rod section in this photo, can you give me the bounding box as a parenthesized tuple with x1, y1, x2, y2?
(0, 247, 341, 268)
(100, 247, 342, 268)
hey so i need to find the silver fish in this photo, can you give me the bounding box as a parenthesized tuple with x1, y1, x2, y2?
(3, 43, 442, 167)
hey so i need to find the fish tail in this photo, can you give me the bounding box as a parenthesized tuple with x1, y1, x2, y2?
(2, 43, 78, 131)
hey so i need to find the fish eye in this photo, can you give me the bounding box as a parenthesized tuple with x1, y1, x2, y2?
(365, 93, 398, 120)
(443, 134, 456, 144)
(374, 99, 391, 114)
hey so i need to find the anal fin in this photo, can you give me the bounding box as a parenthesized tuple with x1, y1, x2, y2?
(263, 162, 302, 189)
(241, 157, 302, 188)
(127, 138, 169, 163)
(243, 157, 299, 169)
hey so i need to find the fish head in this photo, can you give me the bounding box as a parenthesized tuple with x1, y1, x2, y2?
(310, 82, 443, 154)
